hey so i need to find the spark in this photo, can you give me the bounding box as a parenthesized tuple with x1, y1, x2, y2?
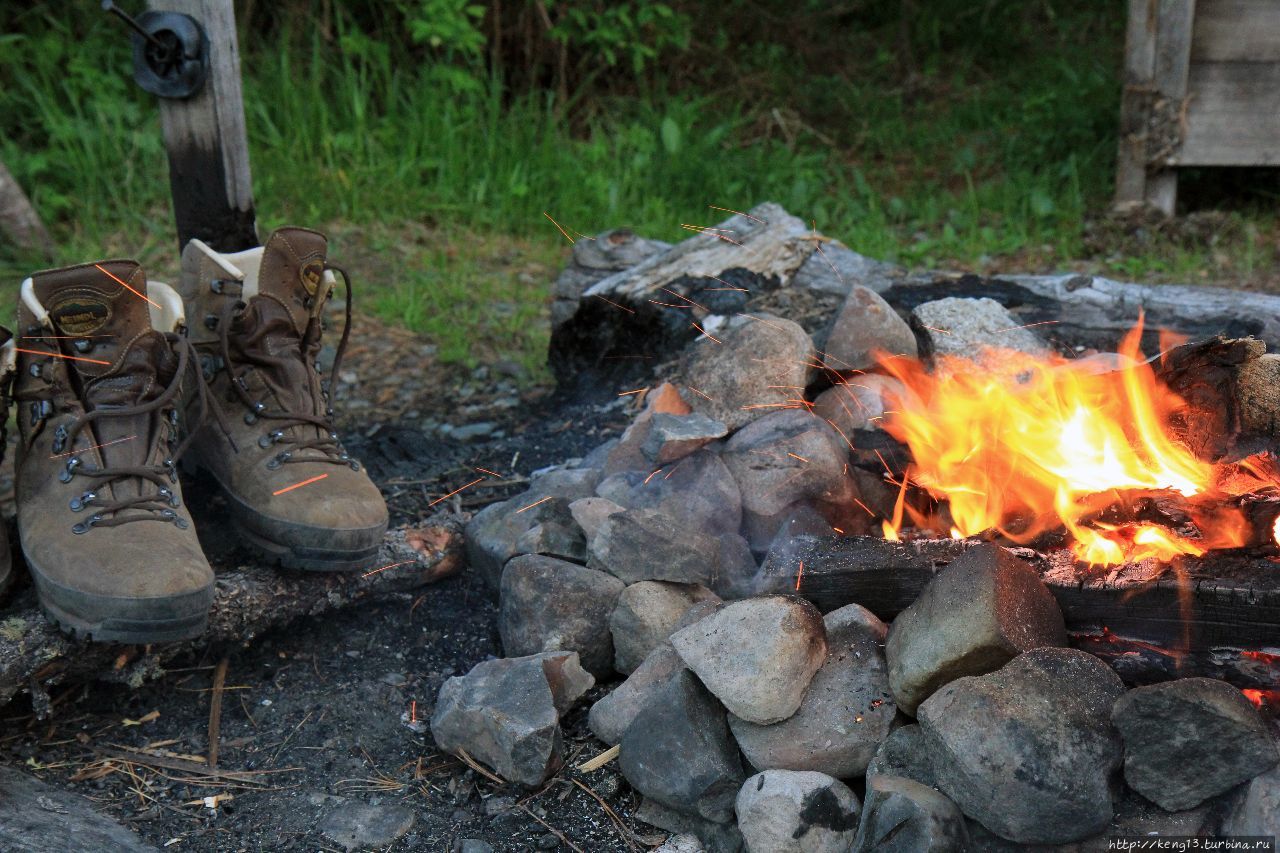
(811, 220, 842, 284)
(474, 467, 503, 478)
(708, 205, 766, 224)
(832, 526, 845, 534)
(428, 477, 484, 506)
(787, 452, 810, 463)
(995, 320, 1061, 333)
(648, 300, 690, 309)
(594, 295, 635, 314)
(542, 212, 575, 244)
(14, 347, 111, 366)
(663, 287, 711, 313)
(679, 224, 747, 247)
(272, 473, 330, 495)
(617, 388, 646, 397)
(94, 263, 161, 309)
(570, 229, 596, 241)
(516, 495, 553, 513)
(643, 468, 664, 485)
(50, 434, 137, 459)
(920, 324, 952, 335)
(853, 498, 876, 516)
(685, 386, 714, 401)
(873, 449, 894, 477)
(410, 700, 418, 723)
(795, 560, 804, 591)
(691, 322, 722, 344)
(704, 275, 749, 292)
(735, 313, 790, 333)
(361, 560, 417, 578)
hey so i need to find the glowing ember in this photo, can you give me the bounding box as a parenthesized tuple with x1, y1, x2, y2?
(876, 318, 1276, 565)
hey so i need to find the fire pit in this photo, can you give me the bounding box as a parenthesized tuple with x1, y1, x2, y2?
(438, 203, 1279, 851)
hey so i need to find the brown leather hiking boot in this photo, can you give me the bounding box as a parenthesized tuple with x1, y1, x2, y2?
(178, 228, 387, 571)
(13, 261, 214, 642)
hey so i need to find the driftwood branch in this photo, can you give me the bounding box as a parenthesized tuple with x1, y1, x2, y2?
(0, 520, 464, 715)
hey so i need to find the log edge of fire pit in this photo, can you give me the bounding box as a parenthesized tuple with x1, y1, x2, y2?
(0, 517, 465, 715)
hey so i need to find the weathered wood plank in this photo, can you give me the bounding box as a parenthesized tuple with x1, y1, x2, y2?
(1178, 62, 1280, 165)
(149, 0, 258, 251)
(1191, 0, 1280, 63)
(1115, 0, 1159, 207)
(1146, 0, 1197, 212)
(758, 534, 1280, 688)
(0, 521, 463, 715)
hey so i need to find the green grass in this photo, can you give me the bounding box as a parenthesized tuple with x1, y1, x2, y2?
(1, 2, 1276, 372)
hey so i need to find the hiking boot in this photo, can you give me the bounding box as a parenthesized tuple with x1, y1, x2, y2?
(178, 228, 387, 571)
(0, 331, 15, 600)
(13, 261, 215, 642)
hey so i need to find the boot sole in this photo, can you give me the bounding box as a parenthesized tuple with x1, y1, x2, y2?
(234, 521, 383, 573)
(26, 556, 212, 645)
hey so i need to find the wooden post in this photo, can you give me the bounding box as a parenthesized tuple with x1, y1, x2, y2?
(1115, 0, 1196, 215)
(0, 157, 54, 259)
(148, 0, 258, 252)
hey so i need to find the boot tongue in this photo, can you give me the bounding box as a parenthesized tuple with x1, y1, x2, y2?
(255, 227, 330, 334)
(35, 260, 172, 492)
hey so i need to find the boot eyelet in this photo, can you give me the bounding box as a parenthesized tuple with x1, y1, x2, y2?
(164, 459, 178, 482)
(69, 491, 96, 512)
(266, 457, 281, 470)
(52, 425, 67, 453)
(28, 363, 41, 378)
(59, 457, 81, 483)
(244, 412, 258, 425)
(252, 401, 266, 413)
(349, 460, 361, 471)
(71, 522, 88, 534)
(174, 517, 189, 530)
(72, 339, 92, 353)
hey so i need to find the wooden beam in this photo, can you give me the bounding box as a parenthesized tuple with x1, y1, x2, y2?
(148, 0, 258, 252)
(1145, 0, 1197, 214)
(0, 157, 53, 259)
(1115, 0, 1159, 208)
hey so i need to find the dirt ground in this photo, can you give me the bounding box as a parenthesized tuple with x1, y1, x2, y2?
(0, 313, 652, 852)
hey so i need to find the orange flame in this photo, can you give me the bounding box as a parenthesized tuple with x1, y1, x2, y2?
(876, 318, 1260, 565)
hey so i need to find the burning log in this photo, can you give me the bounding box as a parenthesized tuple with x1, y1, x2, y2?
(0, 520, 464, 715)
(760, 534, 1280, 689)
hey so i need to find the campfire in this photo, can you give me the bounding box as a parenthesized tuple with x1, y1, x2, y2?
(874, 318, 1280, 566)
(438, 203, 1279, 851)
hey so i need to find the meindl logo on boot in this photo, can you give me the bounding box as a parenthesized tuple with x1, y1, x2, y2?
(50, 297, 111, 336)
(299, 259, 325, 297)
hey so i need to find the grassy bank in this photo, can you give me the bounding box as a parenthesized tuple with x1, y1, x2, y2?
(1, 2, 1276, 372)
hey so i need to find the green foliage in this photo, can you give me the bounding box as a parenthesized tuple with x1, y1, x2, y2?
(549, 2, 690, 73)
(403, 0, 487, 56)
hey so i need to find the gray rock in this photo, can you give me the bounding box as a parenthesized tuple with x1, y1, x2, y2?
(610, 581, 720, 674)
(710, 532, 760, 599)
(865, 725, 936, 788)
(679, 313, 815, 431)
(603, 382, 693, 475)
(569, 496, 624, 542)
(911, 297, 1048, 363)
(671, 596, 827, 725)
(456, 840, 496, 853)
(320, 801, 416, 851)
(0, 764, 157, 852)
(588, 508, 721, 586)
(619, 669, 745, 823)
(1224, 763, 1280, 838)
(588, 644, 686, 745)
(790, 240, 902, 297)
(499, 555, 625, 678)
(1112, 678, 1280, 811)
(653, 834, 706, 853)
(675, 599, 724, 631)
(728, 604, 895, 777)
(596, 449, 743, 537)
(527, 464, 602, 499)
(512, 516, 586, 563)
(822, 285, 917, 371)
(636, 798, 744, 853)
(852, 775, 967, 853)
(722, 410, 855, 520)
(811, 375, 904, 435)
(886, 544, 1067, 715)
(430, 652, 594, 787)
(551, 228, 672, 330)
(643, 412, 729, 464)
(918, 648, 1125, 844)
(735, 769, 861, 853)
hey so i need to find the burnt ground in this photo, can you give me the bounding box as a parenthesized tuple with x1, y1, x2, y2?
(0, 314, 657, 852)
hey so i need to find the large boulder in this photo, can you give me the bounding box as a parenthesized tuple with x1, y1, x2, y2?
(865, 725, 936, 788)
(671, 596, 827, 725)
(917, 648, 1125, 844)
(811, 375, 904, 436)
(636, 798, 745, 853)
(911, 297, 1048, 365)
(822, 285, 917, 371)
(852, 775, 967, 853)
(1112, 678, 1280, 811)
(498, 555, 625, 678)
(610, 581, 720, 674)
(728, 604, 896, 777)
(886, 544, 1066, 715)
(619, 669, 745, 824)
(1224, 763, 1280, 838)
(678, 313, 815, 431)
(430, 652, 593, 787)
(735, 770, 862, 853)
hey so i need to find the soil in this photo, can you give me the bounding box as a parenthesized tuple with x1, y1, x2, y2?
(0, 313, 651, 852)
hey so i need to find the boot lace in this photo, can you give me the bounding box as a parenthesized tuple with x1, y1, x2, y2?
(218, 263, 358, 471)
(46, 334, 212, 532)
